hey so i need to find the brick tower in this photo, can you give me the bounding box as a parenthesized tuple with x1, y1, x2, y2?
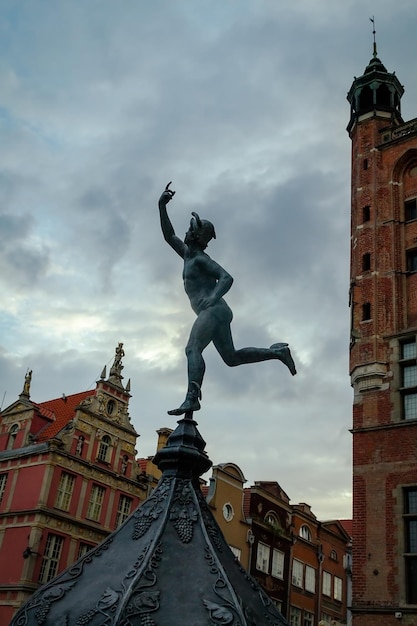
(347, 37, 417, 626)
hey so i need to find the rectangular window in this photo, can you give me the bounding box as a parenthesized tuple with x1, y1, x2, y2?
(115, 494, 133, 528)
(0, 473, 8, 504)
(362, 252, 371, 271)
(404, 394, 417, 420)
(334, 575, 343, 601)
(86, 484, 106, 522)
(363, 205, 371, 222)
(55, 472, 75, 511)
(77, 543, 93, 560)
(401, 341, 417, 420)
(256, 542, 270, 573)
(292, 559, 303, 588)
(362, 302, 371, 321)
(290, 607, 301, 626)
(407, 250, 417, 272)
(303, 612, 314, 626)
(322, 571, 332, 596)
(405, 198, 417, 222)
(271, 549, 285, 579)
(403, 341, 417, 360)
(39, 534, 64, 583)
(321, 614, 332, 625)
(404, 365, 417, 387)
(405, 488, 417, 603)
(229, 546, 241, 560)
(305, 565, 316, 593)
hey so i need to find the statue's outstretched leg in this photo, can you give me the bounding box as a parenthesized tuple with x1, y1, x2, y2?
(168, 381, 202, 416)
(270, 343, 297, 376)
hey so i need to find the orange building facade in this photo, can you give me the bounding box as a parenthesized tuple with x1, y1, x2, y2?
(348, 45, 417, 624)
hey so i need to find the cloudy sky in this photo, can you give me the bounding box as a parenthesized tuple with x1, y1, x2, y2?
(1, 0, 416, 521)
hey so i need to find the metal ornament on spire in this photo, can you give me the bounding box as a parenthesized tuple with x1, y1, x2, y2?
(369, 16, 377, 58)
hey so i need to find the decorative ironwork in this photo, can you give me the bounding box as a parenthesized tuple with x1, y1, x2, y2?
(170, 480, 198, 543)
(132, 478, 172, 540)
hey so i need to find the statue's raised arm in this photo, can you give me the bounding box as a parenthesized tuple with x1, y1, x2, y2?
(158, 182, 186, 258)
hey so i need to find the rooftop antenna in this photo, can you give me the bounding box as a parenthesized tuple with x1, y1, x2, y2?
(370, 16, 377, 58)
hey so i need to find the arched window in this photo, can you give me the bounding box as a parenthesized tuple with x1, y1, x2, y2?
(7, 424, 19, 450)
(299, 525, 312, 541)
(265, 512, 279, 527)
(97, 435, 111, 462)
(330, 549, 338, 561)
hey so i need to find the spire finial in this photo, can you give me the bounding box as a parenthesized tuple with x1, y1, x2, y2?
(370, 16, 377, 58)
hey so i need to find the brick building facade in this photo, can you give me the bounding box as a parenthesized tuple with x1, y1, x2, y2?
(348, 43, 417, 625)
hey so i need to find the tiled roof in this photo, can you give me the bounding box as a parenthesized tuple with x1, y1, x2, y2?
(137, 458, 149, 473)
(35, 390, 95, 442)
(339, 519, 353, 538)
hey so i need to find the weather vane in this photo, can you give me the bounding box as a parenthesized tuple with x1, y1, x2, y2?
(158, 182, 296, 417)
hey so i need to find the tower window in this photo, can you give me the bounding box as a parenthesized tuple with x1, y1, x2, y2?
(363, 205, 371, 222)
(407, 250, 417, 272)
(362, 303, 371, 321)
(404, 487, 417, 603)
(362, 253, 371, 272)
(401, 340, 417, 420)
(405, 199, 417, 222)
(363, 158, 369, 170)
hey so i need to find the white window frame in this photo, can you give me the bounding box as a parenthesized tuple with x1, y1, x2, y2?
(97, 435, 111, 462)
(229, 545, 241, 560)
(290, 606, 301, 626)
(87, 484, 105, 521)
(271, 548, 285, 579)
(303, 611, 314, 626)
(322, 570, 332, 596)
(334, 575, 343, 601)
(292, 559, 303, 588)
(39, 534, 64, 583)
(55, 472, 75, 511)
(299, 524, 312, 541)
(0, 473, 8, 504)
(77, 542, 93, 560)
(305, 565, 316, 593)
(115, 494, 133, 528)
(256, 542, 270, 573)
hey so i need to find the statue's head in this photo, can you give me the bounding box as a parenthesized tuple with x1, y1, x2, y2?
(185, 212, 216, 249)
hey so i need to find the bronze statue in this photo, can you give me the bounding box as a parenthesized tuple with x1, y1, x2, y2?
(159, 183, 296, 416)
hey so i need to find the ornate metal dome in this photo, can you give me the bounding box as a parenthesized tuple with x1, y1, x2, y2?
(10, 415, 288, 625)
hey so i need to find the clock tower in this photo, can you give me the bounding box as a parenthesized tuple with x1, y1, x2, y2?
(348, 40, 417, 625)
